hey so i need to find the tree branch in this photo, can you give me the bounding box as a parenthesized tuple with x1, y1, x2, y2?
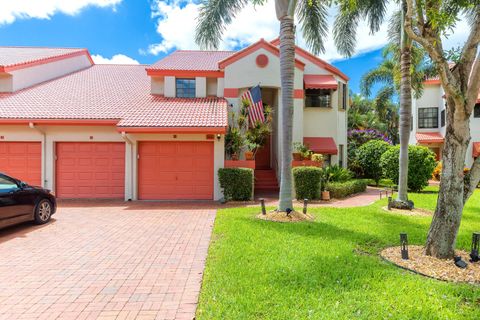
(465, 155, 480, 202)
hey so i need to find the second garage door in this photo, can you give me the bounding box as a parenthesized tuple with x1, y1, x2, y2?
(0, 142, 41, 186)
(138, 141, 214, 200)
(56, 142, 125, 199)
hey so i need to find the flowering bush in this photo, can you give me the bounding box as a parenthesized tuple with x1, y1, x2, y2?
(432, 162, 442, 181)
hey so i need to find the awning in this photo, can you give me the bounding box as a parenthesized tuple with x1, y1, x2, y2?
(304, 75, 338, 90)
(473, 142, 480, 158)
(303, 137, 338, 155)
(416, 132, 444, 144)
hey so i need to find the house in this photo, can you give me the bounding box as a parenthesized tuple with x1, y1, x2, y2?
(410, 76, 480, 166)
(0, 39, 349, 200)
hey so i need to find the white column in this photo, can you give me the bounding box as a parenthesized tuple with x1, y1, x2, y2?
(164, 76, 176, 97)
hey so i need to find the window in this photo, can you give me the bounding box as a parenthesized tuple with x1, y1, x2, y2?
(176, 78, 196, 98)
(0, 175, 18, 193)
(305, 89, 331, 108)
(339, 144, 344, 167)
(441, 109, 446, 127)
(474, 104, 480, 118)
(418, 107, 439, 129)
(341, 83, 347, 110)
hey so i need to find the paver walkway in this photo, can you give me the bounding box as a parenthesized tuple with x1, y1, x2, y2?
(0, 202, 216, 320)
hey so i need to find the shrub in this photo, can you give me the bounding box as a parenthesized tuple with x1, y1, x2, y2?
(355, 140, 392, 184)
(432, 162, 442, 181)
(293, 166, 322, 200)
(347, 129, 392, 176)
(218, 168, 254, 201)
(324, 165, 354, 182)
(326, 179, 368, 199)
(380, 145, 436, 192)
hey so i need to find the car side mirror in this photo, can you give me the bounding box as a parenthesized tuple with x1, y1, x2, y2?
(19, 182, 28, 189)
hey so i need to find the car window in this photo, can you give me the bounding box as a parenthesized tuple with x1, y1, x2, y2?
(0, 176, 19, 193)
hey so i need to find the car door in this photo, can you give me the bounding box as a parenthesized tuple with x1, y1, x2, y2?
(0, 175, 30, 220)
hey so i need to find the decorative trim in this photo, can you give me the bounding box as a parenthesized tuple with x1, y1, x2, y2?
(0, 119, 119, 126)
(0, 50, 94, 73)
(117, 126, 227, 134)
(294, 89, 304, 99)
(218, 39, 305, 70)
(256, 54, 269, 68)
(224, 88, 239, 98)
(145, 69, 224, 78)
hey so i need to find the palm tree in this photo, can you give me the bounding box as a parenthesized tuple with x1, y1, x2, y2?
(196, 0, 385, 211)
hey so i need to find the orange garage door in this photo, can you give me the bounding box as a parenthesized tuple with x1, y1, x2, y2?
(0, 142, 41, 186)
(138, 141, 214, 200)
(56, 142, 125, 199)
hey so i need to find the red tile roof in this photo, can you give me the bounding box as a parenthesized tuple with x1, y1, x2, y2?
(0, 47, 91, 72)
(147, 50, 235, 71)
(416, 132, 444, 144)
(304, 137, 338, 155)
(0, 65, 227, 129)
(304, 75, 338, 90)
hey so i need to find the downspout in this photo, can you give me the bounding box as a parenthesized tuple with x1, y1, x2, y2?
(29, 122, 47, 188)
(121, 131, 134, 201)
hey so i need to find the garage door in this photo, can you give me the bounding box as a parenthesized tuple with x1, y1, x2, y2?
(56, 142, 125, 199)
(138, 141, 214, 200)
(0, 142, 41, 186)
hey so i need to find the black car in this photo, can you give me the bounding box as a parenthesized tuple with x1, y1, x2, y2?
(0, 173, 56, 229)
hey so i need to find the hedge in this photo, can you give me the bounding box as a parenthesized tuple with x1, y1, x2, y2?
(218, 168, 254, 201)
(326, 179, 368, 199)
(380, 145, 436, 192)
(293, 166, 322, 200)
(355, 140, 392, 184)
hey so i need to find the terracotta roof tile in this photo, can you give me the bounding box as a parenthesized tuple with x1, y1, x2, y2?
(0, 47, 89, 70)
(416, 132, 444, 144)
(0, 65, 227, 128)
(147, 50, 235, 71)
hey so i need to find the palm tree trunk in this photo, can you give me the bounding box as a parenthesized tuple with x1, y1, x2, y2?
(278, 15, 295, 211)
(397, 0, 412, 202)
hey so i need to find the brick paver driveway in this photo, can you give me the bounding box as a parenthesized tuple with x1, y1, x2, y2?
(0, 201, 216, 320)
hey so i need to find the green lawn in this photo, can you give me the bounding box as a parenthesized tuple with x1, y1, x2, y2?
(197, 187, 480, 319)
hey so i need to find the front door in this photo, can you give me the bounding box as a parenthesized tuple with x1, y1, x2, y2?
(255, 136, 271, 169)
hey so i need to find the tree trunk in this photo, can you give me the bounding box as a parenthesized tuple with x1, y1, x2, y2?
(425, 99, 470, 258)
(278, 16, 295, 211)
(397, 0, 412, 203)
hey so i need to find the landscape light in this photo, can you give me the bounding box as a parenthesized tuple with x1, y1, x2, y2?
(470, 232, 480, 262)
(286, 208, 293, 216)
(454, 256, 468, 269)
(260, 198, 266, 215)
(303, 199, 308, 214)
(387, 197, 392, 210)
(400, 233, 409, 260)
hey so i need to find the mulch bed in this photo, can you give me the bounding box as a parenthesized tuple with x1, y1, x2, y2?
(256, 210, 315, 222)
(381, 206, 433, 216)
(381, 245, 480, 284)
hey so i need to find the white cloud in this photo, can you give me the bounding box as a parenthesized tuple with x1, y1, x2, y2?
(147, 0, 470, 62)
(0, 0, 122, 25)
(91, 54, 140, 65)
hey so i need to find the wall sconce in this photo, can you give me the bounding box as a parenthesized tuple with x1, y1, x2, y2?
(216, 134, 221, 141)
(470, 232, 479, 262)
(400, 233, 409, 260)
(260, 198, 266, 215)
(303, 199, 308, 214)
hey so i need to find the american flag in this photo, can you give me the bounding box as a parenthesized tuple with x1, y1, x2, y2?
(241, 85, 265, 126)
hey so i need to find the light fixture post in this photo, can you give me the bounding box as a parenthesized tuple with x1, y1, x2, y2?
(260, 198, 266, 215)
(303, 199, 308, 214)
(400, 233, 409, 260)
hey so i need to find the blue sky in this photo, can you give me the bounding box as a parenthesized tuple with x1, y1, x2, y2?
(0, 0, 466, 95)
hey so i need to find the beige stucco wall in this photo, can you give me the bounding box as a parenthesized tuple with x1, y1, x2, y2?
(0, 125, 224, 201)
(196, 77, 207, 97)
(151, 76, 165, 95)
(207, 78, 217, 96)
(164, 76, 176, 97)
(6, 55, 92, 93)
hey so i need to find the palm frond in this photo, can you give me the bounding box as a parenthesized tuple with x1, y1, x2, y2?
(296, 0, 329, 55)
(333, 3, 360, 57)
(360, 65, 395, 97)
(195, 0, 249, 49)
(388, 9, 401, 45)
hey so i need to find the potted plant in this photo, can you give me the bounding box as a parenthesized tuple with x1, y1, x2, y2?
(244, 142, 257, 160)
(311, 153, 324, 166)
(293, 142, 312, 161)
(225, 127, 244, 160)
(319, 167, 333, 200)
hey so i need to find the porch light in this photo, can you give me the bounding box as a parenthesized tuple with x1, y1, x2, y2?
(470, 232, 480, 262)
(216, 134, 221, 141)
(303, 199, 308, 214)
(260, 198, 266, 215)
(400, 233, 409, 260)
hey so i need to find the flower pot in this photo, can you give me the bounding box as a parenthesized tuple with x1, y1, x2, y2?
(245, 151, 254, 160)
(292, 152, 303, 161)
(322, 191, 330, 201)
(231, 153, 239, 161)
